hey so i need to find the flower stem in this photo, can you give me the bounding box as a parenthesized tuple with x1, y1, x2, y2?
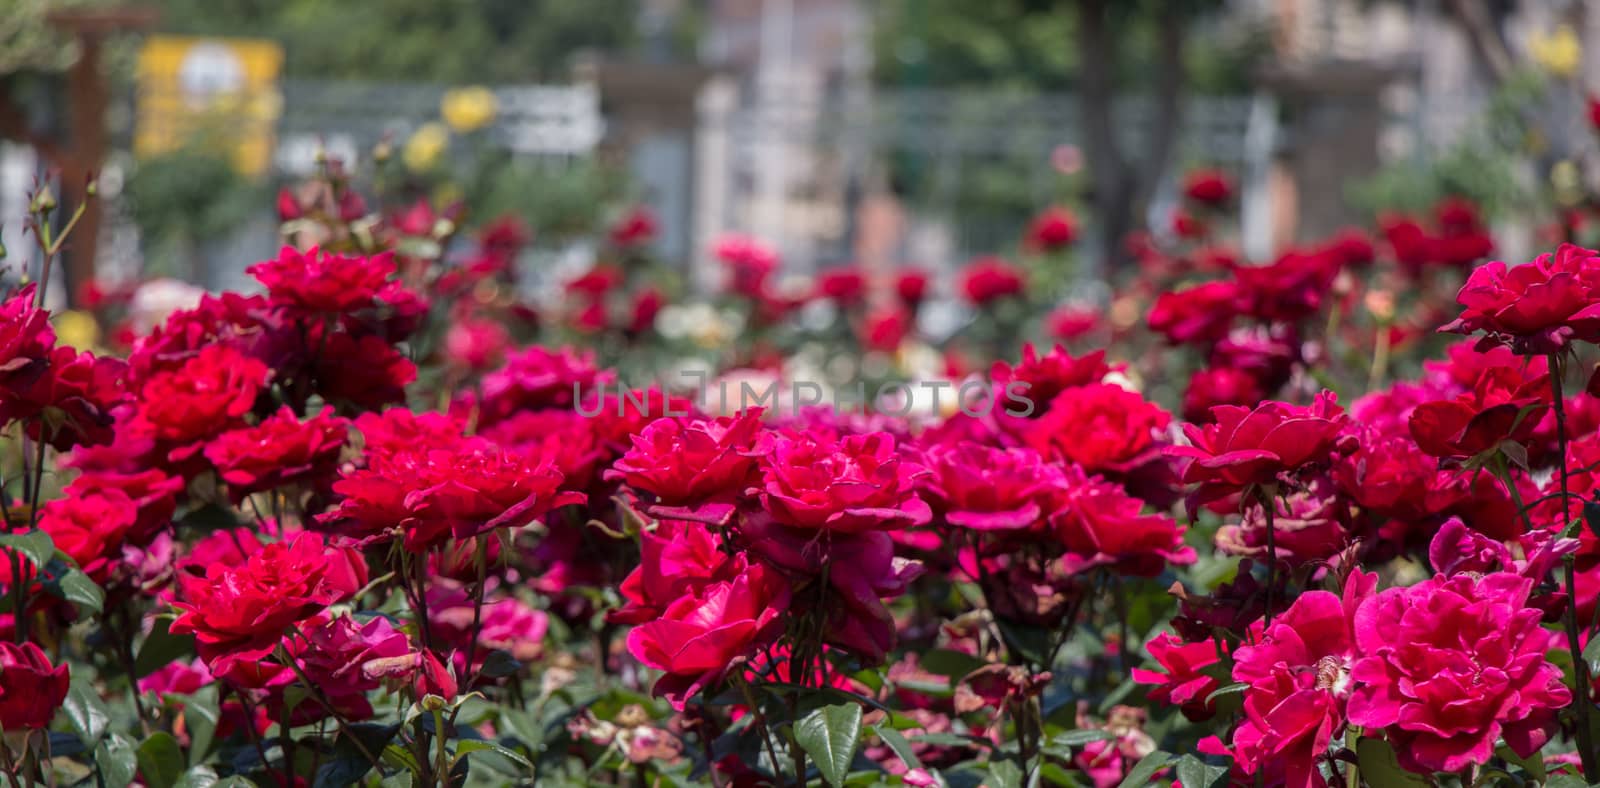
(1549, 356, 1598, 778)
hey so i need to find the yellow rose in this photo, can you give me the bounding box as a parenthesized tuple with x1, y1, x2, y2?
(403, 122, 450, 172)
(1530, 25, 1581, 78)
(441, 86, 498, 133)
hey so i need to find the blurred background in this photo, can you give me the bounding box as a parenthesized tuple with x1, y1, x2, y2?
(1, 0, 1597, 313)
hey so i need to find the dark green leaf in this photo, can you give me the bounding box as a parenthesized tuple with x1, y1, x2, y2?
(65, 680, 111, 745)
(0, 530, 54, 570)
(478, 649, 524, 679)
(918, 649, 988, 680)
(136, 617, 196, 679)
(795, 702, 864, 788)
(1116, 751, 1176, 788)
(137, 732, 187, 788)
(56, 566, 104, 612)
(1356, 738, 1428, 788)
(1174, 755, 1228, 788)
(95, 734, 138, 787)
(1495, 743, 1545, 782)
(1584, 496, 1600, 541)
(454, 739, 533, 769)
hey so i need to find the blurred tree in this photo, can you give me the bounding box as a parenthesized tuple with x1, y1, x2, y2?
(149, 0, 642, 82)
(873, 0, 1257, 272)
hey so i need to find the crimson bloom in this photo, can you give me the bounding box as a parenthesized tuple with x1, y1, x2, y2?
(1025, 206, 1078, 250)
(610, 519, 746, 625)
(1441, 243, 1600, 353)
(171, 532, 365, 683)
(958, 256, 1025, 305)
(1407, 363, 1549, 459)
(606, 411, 764, 525)
(1133, 632, 1226, 722)
(1168, 390, 1348, 501)
(37, 486, 137, 584)
(750, 431, 931, 533)
(1183, 168, 1233, 206)
(1148, 280, 1241, 345)
(135, 344, 270, 466)
(1027, 383, 1171, 473)
(205, 406, 349, 501)
(247, 246, 397, 314)
(1050, 465, 1195, 576)
(0, 642, 70, 730)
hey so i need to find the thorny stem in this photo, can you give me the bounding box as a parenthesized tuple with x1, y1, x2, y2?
(1549, 356, 1598, 778)
(1257, 485, 1279, 627)
(107, 605, 151, 736)
(461, 537, 490, 690)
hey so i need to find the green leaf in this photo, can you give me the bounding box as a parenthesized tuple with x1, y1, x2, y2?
(315, 723, 399, 788)
(210, 779, 259, 788)
(478, 649, 523, 679)
(1356, 738, 1429, 788)
(65, 680, 111, 745)
(1583, 496, 1600, 541)
(1174, 755, 1229, 788)
(135, 617, 196, 679)
(95, 733, 138, 787)
(1495, 743, 1545, 782)
(185, 685, 221, 765)
(918, 649, 988, 680)
(1050, 730, 1114, 748)
(794, 702, 864, 788)
(871, 725, 922, 770)
(56, 566, 105, 612)
(1204, 682, 1248, 703)
(987, 758, 1023, 788)
(454, 739, 534, 769)
(1116, 751, 1176, 788)
(0, 530, 54, 570)
(175, 765, 220, 788)
(137, 732, 187, 788)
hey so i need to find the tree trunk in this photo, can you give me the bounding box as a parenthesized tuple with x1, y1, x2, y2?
(1075, 0, 1132, 277)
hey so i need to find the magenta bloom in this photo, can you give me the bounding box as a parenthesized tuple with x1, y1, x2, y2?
(475, 345, 610, 426)
(1229, 572, 1375, 788)
(607, 410, 764, 524)
(1168, 390, 1347, 501)
(1148, 280, 1241, 346)
(626, 562, 790, 709)
(751, 431, 931, 533)
(919, 442, 1064, 531)
(1442, 243, 1600, 353)
(1132, 632, 1227, 721)
(1347, 572, 1570, 774)
(610, 519, 746, 625)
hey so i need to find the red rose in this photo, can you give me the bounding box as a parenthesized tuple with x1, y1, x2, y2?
(1233, 249, 1341, 323)
(1027, 383, 1171, 473)
(1148, 280, 1241, 345)
(895, 269, 929, 308)
(990, 344, 1112, 414)
(958, 256, 1025, 305)
(136, 344, 270, 463)
(482, 409, 605, 491)
(1134, 632, 1227, 722)
(205, 406, 350, 501)
(1442, 243, 1600, 353)
(476, 345, 610, 426)
(860, 306, 911, 353)
(816, 267, 866, 305)
(751, 431, 931, 533)
(64, 469, 183, 544)
(24, 348, 130, 451)
(1025, 206, 1078, 250)
(313, 332, 417, 411)
(1182, 367, 1264, 423)
(1215, 476, 1353, 566)
(1169, 390, 1347, 500)
(1050, 465, 1196, 576)
(1183, 168, 1233, 206)
(171, 532, 363, 682)
(630, 287, 665, 334)
(566, 266, 624, 299)
(606, 411, 764, 525)
(1408, 364, 1549, 459)
(610, 207, 658, 248)
(626, 561, 791, 709)
(0, 642, 69, 729)
(37, 487, 137, 583)
(247, 246, 397, 314)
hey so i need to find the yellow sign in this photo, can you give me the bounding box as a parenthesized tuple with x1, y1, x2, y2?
(135, 36, 284, 176)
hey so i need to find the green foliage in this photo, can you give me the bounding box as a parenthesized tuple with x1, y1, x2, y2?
(125, 138, 264, 278)
(148, 0, 643, 83)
